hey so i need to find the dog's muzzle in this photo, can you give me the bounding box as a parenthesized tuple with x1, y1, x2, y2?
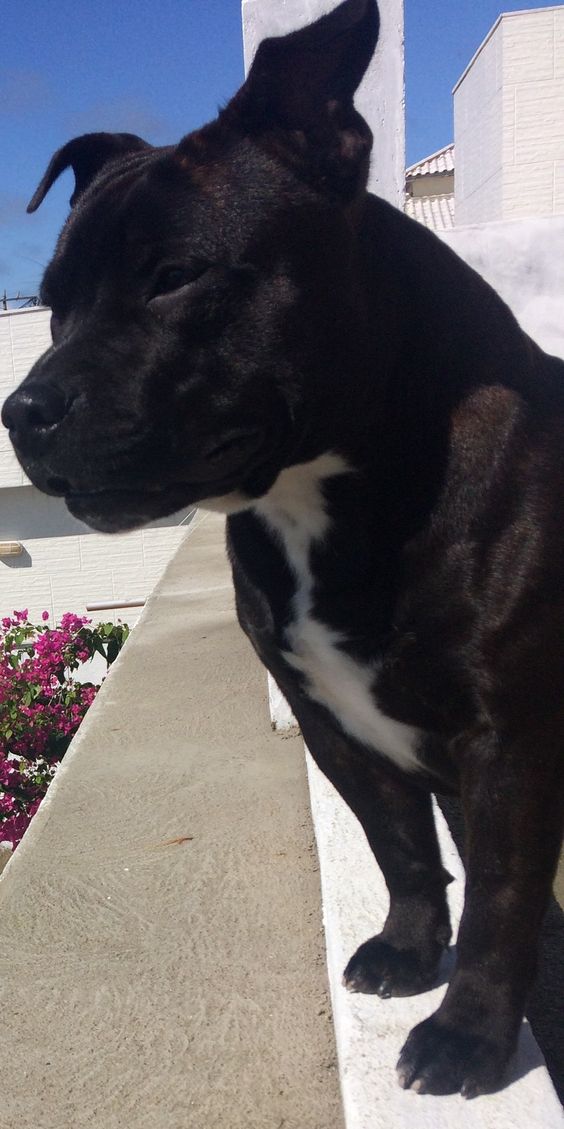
(2, 378, 266, 529)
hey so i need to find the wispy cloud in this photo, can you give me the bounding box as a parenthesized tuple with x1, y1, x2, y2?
(0, 69, 53, 117)
(66, 97, 169, 142)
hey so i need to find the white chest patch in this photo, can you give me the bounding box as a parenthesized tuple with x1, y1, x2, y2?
(254, 454, 422, 773)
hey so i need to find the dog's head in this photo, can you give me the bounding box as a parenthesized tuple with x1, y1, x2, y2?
(3, 0, 379, 531)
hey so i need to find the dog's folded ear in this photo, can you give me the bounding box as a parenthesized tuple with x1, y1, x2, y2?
(224, 0, 380, 199)
(27, 132, 151, 213)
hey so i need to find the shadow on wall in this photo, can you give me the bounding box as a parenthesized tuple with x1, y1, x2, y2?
(1, 485, 193, 541)
(0, 548, 32, 569)
(2, 486, 91, 541)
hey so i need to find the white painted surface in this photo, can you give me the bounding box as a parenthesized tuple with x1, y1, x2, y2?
(306, 752, 562, 1127)
(268, 671, 298, 730)
(440, 213, 564, 361)
(241, 0, 405, 208)
(0, 308, 49, 486)
(455, 8, 564, 224)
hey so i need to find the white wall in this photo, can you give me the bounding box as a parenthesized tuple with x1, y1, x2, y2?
(502, 6, 564, 219)
(0, 308, 48, 487)
(0, 308, 190, 625)
(0, 486, 190, 626)
(454, 20, 503, 224)
(440, 214, 564, 361)
(455, 8, 564, 225)
(241, 0, 405, 208)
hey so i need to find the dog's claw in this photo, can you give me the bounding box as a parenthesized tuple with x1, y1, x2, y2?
(396, 1014, 512, 1097)
(397, 1066, 412, 1090)
(461, 1079, 480, 1100)
(376, 978, 392, 999)
(343, 935, 441, 998)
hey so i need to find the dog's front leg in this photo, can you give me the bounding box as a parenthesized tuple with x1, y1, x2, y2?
(397, 730, 563, 1097)
(274, 695, 453, 999)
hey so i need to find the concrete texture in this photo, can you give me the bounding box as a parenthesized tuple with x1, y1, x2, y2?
(0, 511, 343, 1129)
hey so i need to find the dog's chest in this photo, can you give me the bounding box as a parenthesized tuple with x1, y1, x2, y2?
(253, 456, 421, 773)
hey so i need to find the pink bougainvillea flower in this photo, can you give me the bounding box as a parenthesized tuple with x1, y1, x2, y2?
(0, 612, 129, 849)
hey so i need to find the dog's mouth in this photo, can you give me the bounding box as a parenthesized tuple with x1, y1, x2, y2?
(18, 426, 277, 531)
(64, 486, 196, 532)
(61, 428, 281, 532)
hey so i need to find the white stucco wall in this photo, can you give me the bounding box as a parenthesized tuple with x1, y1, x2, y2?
(0, 308, 48, 487)
(0, 487, 190, 626)
(0, 308, 190, 624)
(440, 213, 564, 362)
(455, 7, 564, 225)
(241, 0, 405, 208)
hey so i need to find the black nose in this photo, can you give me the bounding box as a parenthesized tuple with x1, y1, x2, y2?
(2, 383, 70, 445)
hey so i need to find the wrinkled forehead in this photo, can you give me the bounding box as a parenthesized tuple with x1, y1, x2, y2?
(40, 135, 295, 307)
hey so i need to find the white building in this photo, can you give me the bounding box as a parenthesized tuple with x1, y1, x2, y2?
(454, 5, 564, 225)
(0, 307, 189, 625)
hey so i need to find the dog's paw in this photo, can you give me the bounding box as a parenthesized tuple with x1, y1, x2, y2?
(342, 936, 441, 998)
(397, 1014, 510, 1098)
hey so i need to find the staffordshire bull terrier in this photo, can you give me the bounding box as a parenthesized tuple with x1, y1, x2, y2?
(3, 0, 563, 1099)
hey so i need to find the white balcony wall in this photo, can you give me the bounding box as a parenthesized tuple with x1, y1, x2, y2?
(440, 213, 564, 362)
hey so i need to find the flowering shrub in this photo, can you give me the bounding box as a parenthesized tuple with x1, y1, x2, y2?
(0, 610, 129, 848)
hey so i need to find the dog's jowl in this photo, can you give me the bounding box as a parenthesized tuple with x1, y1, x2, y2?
(3, 0, 563, 1099)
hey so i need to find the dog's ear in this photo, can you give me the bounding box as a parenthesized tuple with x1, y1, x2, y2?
(27, 132, 151, 213)
(224, 0, 379, 198)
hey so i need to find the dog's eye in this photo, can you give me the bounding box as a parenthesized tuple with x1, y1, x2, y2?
(151, 264, 209, 299)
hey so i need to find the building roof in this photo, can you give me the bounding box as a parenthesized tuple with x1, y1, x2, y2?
(406, 143, 455, 179)
(404, 193, 456, 231)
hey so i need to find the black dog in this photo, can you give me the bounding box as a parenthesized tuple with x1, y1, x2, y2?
(3, 0, 563, 1099)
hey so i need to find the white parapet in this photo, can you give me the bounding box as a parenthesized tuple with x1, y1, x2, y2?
(268, 682, 562, 1125)
(440, 214, 564, 362)
(307, 755, 563, 1128)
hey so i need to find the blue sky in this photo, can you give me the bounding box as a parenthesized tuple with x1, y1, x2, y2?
(0, 0, 556, 297)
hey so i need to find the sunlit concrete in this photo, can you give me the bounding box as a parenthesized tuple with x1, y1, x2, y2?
(0, 512, 343, 1129)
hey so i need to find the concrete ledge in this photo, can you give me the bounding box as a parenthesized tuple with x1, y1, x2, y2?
(269, 679, 563, 1124)
(307, 758, 562, 1127)
(0, 512, 343, 1129)
(3, 508, 561, 1127)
